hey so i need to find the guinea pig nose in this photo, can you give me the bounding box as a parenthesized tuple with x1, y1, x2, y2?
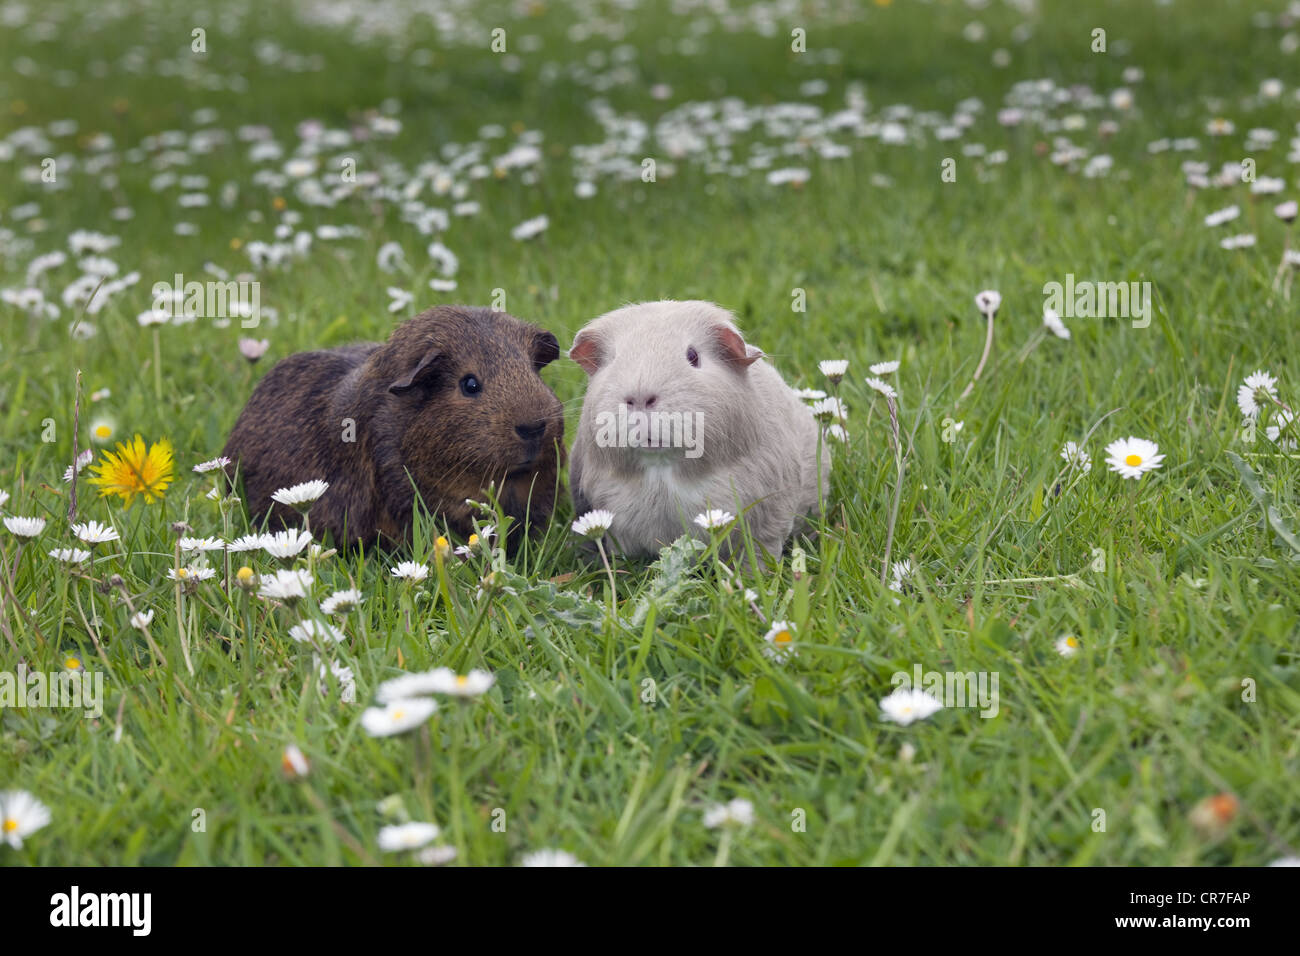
(515, 420, 547, 441)
(624, 394, 657, 409)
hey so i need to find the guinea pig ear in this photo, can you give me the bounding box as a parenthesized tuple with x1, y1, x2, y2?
(388, 347, 445, 394)
(567, 329, 602, 376)
(712, 325, 764, 369)
(532, 331, 560, 370)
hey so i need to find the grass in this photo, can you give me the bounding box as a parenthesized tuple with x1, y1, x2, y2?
(1, 0, 1298, 865)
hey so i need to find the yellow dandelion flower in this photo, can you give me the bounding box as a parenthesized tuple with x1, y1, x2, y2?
(88, 435, 174, 506)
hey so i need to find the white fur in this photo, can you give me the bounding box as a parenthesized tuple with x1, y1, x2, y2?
(569, 300, 829, 561)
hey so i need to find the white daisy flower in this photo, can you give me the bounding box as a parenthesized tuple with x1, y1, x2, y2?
(4, 516, 46, 538)
(762, 620, 797, 660)
(703, 798, 755, 829)
(288, 620, 345, 645)
(426, 241, 459, 276)
(168, 565, 217, 582)
(62, 449, 93, 482)
(1265, 409, 1296, 449)
(879, 687, 943, 726)
(72, 520, 119, 544)
(0, 790, 52, 849)
(321, 588, 365, 615)
(1042, 307, 1071, 339)
(386, 287, 413, 314)
(1237, 369, 1278, 419)
(258, 568, 314, 601)
(1060, 441, 1092, 472)
(974, 289, 1002, 315)
(429, 278, 457, 293)
(390, 561, 429, 582)
(793, 388, 828, 401)
(239, 338, 270, 362)
(193, 456, 231, 474)
(376, 241, 406, 273)
(571, 510, 615, 538)
(824, 424, 849, 443)
(1219, 233, 1256, 250)
(0, 490, 9, 509)
(227, 533, 265, 552)
(1203, 205, 1240, 227)
(178, 535, 225, 553)
(270, 480, 328, 510)
(1103, 436, 1165, 479)
(261, 528, 312, 559)
(810, 397, 848, 422)
(417, 845, 459, 865)
(360, 697, 438, 737)
(520, 849, 587, 867)
(378, 822, 441, 852)
(1274, 200, 1298, 224)
(865, 377, 897, 398)
(818, 359, 848, 382)
(130, 609, 155, 630)
(869, 360, 900, 375)
(888, 559, 916, 593)
(511, 215, 549, 241)
(49, 548, 91, 564)
(694, 510, 735, 530)
(319, 658, 356, 703)
(1055, 635, 1083, 657)
(89, 418, 116, 445)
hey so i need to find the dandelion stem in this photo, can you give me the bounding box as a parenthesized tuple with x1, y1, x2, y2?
(957, 310, 996, 406)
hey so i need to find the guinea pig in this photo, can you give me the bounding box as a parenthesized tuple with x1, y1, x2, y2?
(568, 300, 828, 563)
(222, 305, 565, 550)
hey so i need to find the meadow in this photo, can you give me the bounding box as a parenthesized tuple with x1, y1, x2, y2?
(0, 0, 1298, 866)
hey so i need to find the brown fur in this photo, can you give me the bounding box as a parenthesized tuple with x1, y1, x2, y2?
(222, 305, 564, 551)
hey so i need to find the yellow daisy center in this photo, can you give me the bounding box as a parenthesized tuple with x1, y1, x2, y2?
(65, 657, 79, 669)
(1124, 454, 1142, 466)
(176, 568, 189, 579)
(236, 567, 254, 581)
(393, 709, 405, 721)
(773, 630, 792, 645)
(468, 534, 479, 546)
(1066, 637, 1080, 648)
(2, 818, 17, 832)
(456, 675, 469, 687)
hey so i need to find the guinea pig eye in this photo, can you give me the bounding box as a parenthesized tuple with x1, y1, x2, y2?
(686, 346, 700, 368)
(459, 374, 482, 397)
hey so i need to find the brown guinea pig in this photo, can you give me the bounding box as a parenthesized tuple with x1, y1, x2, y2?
(221, 305, 565, 551)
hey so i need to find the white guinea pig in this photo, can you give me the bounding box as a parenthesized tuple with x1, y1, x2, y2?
(568, 300, 829, 562)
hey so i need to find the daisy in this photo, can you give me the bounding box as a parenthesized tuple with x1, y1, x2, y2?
(1219, 234, 1256, 250)
(520, 849, 587, 867)
(192, 456, 231, 474)
(376, 241, 406, 273)
(429, 278, 457, 293)
(1042, 307, 1071, 339)
(762, 620, 796, 660)
(258, 568, 313, 601)
(870, 360, 900, 375)
(818, 359, 848, 383)
(378, 823, 441, 852)
(321, 588, 364, 615)
(0, 790, 52, 849)
(1276, 200, 1298, 224)
(974, 289, 1002, 316)
(810, 397, 848, 422)
(288, 620, 345, 645)
(168, 565, 217, 583)
(694, 510, 734, 530)
(360, 697, 438, 737)
(178, 535, 225, 553)
(703, 798, 755, 829)
(1265, 409, 1296, 449)
(418, 845, 459, 866)
(270, 480, 328, 511)
(1060, 441, 1092, 472)
(510, 215, 549, 241)
(1237, 369, 1278, 419)
(49, 548, 91, 563)
(824, 424, 849, 443)
(390, 561, 429, 582)
(879, 687, 943, 726)
(227, 533, 265, 552)
(386, 287, 413, 314)
(1103, 436, 1165, 479)
(4, 516, 46, 537)
(262, 528, 312, 559)
(0, 489, 8, 509)
(1055, 635, 1082, 657)
(130, 609, 154, 629)
(889, 559, 916, 593)
(62, 448, 93, 482)
(238, 338, 269, 362)
(1203, 205, 1240, 227)
(793, 388, 827, 401)
(319, 658, 356, 703)
(426, 241, 459, 276)
(571, 510, 615, 538)
(865, 377, 897, 398)
(281, 744, 310, 778)
(72, 520, 119, 544)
